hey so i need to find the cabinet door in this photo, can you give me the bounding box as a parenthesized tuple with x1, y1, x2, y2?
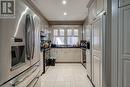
(119, 0, 130, 7)
(51, 49, 59, 59)
(55, 49, 81, 62)
(93, 19, 102, 51)
(86, 51, 92, 79)
(96, 0, 104, 15)
(92, 18, 102, 87)
(86, 25, 91, 41)
(118, 5, 130, 87)
(88, 1, 96, 23)
(93, 56, 101, 87)
(86, 25, 92, 79)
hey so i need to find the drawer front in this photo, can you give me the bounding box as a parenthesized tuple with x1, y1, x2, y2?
(1, 62, 40, 87)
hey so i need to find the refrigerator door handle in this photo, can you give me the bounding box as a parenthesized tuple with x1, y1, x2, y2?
(30, 16, 35, 60)
(25, 14, 31, 60)
(32, 16, 35, 59)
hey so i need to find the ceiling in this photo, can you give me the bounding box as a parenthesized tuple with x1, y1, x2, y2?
(31, 0, 89, 21)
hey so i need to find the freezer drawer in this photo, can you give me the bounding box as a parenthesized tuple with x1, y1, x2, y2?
(27, 75, 41, 87)
(1, 62, 40, 87)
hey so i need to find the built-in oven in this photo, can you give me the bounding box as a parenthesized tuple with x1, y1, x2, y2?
(80, 40, 90, 68)
(80, 40, 87, 68)
(82, 48, 86, 68)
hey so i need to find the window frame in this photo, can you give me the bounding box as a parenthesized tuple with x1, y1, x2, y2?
(51, 26, 81, 46)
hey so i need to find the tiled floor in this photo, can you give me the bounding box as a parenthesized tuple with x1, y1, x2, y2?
(41, 63, 93, 87)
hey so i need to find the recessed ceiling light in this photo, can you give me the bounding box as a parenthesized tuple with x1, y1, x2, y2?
(62, 0, 67, 5)
(64, 12, 67, 16)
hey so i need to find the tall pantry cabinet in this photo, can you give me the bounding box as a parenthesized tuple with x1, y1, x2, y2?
(118, 2, 130, 87)
(84, 0, 107, 87)
(92, 17, 103, 87)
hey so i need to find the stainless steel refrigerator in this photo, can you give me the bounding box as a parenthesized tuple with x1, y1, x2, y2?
(0, 0, 42, 87)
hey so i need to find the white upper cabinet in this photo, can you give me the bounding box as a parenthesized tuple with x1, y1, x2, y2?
(93, 55, 102, 87)
(88, 1, 96, 23)
(86, 25, 92, 41)
(93, 19, 102, 51)
(88, 0, 106, 23)
(119, 5, 130, 55)
(119, 0, 130, 7)
(96, 0, 104, 15)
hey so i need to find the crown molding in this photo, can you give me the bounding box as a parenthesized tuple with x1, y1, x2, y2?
(23, 0, 48, 23)
(87, 0, 95, 8)
(48, 21, 84, 25)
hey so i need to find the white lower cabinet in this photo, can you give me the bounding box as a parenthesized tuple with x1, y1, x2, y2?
(51, 48, 81, 62)
(123, 60, 130, 87)
(93, 55, 102, 87)
(86, 51, 92, 79)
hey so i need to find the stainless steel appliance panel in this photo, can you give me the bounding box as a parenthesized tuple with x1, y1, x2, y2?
(0, 0, 41, 85)
(1, 62, 40, 87)
(0, 0, 30, 85)
(31, 16, 41, 65)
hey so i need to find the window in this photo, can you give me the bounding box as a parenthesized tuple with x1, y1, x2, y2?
(74, 29, 78, 36)
(59, 29, 64, 36)
(54, 29, 58, 36)
(53, 29, 65, 45)
(67, 29, 79, 45)
(53, 37, 64, 45)
(67, 37, 78, 45)
(67, 29, 72, 36)
(52, 26, 80, 46)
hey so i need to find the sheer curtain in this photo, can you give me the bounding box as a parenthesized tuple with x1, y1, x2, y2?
(50, 25, 82, 46)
